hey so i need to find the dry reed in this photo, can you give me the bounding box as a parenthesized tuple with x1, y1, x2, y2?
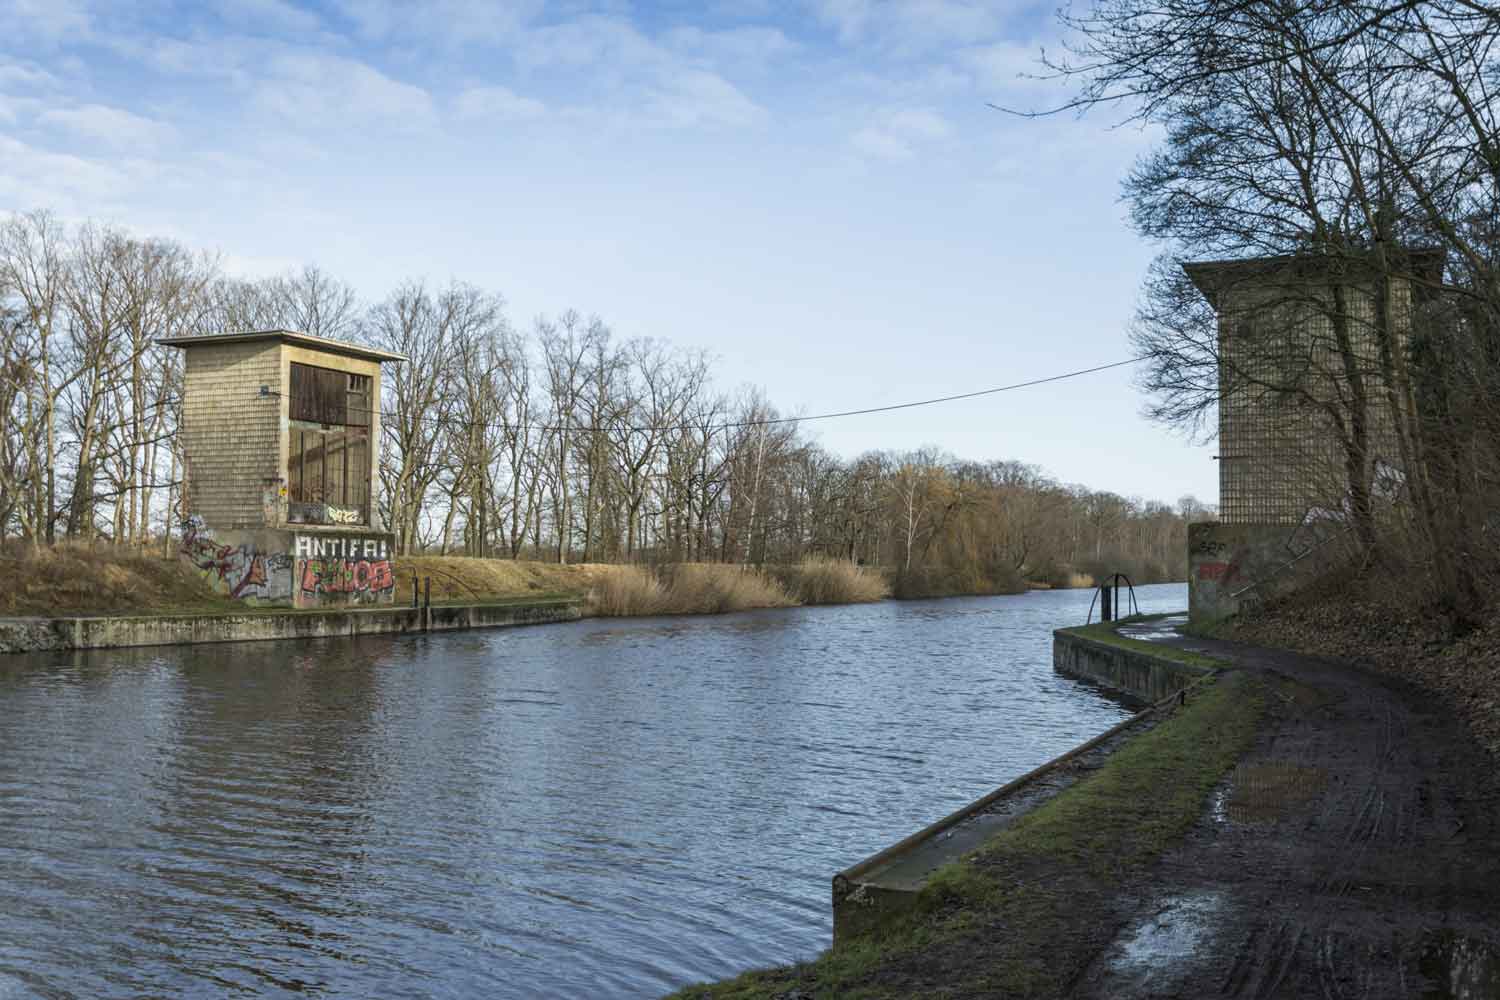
(588, 563, 796, 616)
(586, 564, 668, 616)
(661, 563, 795, 614)
(779, 556, 888, 604)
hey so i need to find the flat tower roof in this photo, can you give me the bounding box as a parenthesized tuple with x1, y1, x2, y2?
(1183, 248, 1445, 303)
(158, 329, 408, 364)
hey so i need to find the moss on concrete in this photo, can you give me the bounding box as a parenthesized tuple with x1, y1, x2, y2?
(669, 669, 1265, 1000)
(1062, 616, 1224, 673)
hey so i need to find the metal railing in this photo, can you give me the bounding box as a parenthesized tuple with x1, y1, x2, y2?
(1085, 572, 1141, 624)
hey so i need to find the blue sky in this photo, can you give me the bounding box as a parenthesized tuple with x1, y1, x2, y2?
(0, 0, 1218, 506)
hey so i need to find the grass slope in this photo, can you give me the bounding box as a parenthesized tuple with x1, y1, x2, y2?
(0, 544, 888, 618)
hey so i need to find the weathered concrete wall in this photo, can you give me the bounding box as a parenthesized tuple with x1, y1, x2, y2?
(178, 520, 397, 609)
(0, 618, 71, 654)
(0, 599, 582, 653)
(1053, 628, 1210, 704)
(1188, 520, 1346, 621)
(180, 340, 283, 530)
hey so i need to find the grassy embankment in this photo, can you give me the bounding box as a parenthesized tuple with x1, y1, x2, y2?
(670, 627, 1262, 1000)
(0, 539, 1152, 619)
(0, 543, 888, 618)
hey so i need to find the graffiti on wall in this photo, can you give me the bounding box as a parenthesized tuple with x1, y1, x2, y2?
(327, 506, 363, 525)
(1196, 558, 1241, 585)
(1189, 534, 1228, 557)
(299, 558, 395, 598)
(180, 516, 293, 601)
(294, 535, 394, 601)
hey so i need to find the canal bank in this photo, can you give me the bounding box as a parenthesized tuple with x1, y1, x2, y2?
(0, 597, 583, 653)
(830, 618, 1217, 942)
(673, 616, 1500, 999)
(673, 617, 1258, 999)
(0, 556, 1177, 654)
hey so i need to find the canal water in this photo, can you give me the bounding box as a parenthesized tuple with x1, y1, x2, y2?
(0, 583, 1185, 999)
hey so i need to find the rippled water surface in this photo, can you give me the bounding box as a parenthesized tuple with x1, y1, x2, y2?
(0, 584, 1185, 998)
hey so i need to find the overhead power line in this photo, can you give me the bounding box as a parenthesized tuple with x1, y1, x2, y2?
(135, 355, 1148, 436)
(369, 356, 1149, 436)
(748, 357, 1145, 428)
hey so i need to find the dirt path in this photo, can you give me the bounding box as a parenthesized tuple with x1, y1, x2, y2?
(1074, 631, 1500, 999)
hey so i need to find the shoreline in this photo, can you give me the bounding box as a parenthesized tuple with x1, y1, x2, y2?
(0, 578, 1188, 655)
(671, 618, 1256, 999)
(669, 615, 1500, 999)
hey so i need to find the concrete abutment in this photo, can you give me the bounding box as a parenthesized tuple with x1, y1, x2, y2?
(831, 621, 1216, 943)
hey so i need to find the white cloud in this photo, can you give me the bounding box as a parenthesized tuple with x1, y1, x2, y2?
(517, 15, 656, 71)
(959, 40, 1037, 90)
(0, 62, 60, 89)
(0, 134, 141, 209)
(121, 34, 434, 132)
(38, 103, 177, 148)
(815, 0, 873, 43)
(454, 85, 546, 121)
(513, 16, 768, 131)
(217, 0, 325, 34)
(333, 0, 542, 45)
(887, 107, 949, 139)
(251, 51, 435, 128)
(664, 25, 798, 67)
(813, 0, 1009, 51)
(139, 36, 246, 79)
(850, 105, 951, 160)
(644, 69, 765, 128)
(0, 90, 45, 125)
(852, 125, 914, 160)
(4, 0, 90, 40)
(957, 39, 1070, 112)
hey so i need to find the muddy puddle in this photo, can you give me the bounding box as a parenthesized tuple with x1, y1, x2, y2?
(1116, 613, 1190, 643)
(1211, 760, 1328, 825)
(1094, 889, 1231, 993)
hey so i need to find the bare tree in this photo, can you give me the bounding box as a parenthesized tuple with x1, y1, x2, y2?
(366, 281, 455, 554)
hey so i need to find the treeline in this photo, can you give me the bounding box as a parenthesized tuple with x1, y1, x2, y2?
(1054, 0, 1500, 620)
(0, 209, 1200, 589)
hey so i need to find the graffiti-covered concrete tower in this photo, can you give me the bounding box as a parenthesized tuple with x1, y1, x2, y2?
(161, 330, 407, 608)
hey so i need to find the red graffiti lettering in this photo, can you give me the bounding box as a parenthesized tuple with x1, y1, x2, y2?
(299, 558, 396, 599)
(1198, 561, 1229, 581)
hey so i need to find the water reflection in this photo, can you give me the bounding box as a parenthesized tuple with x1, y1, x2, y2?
(0, 584, 1185, 998)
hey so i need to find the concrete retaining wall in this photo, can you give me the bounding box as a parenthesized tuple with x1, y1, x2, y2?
(831, 704, 1162, 942)
(1052, 628, 1210, 704)
(0, 599, 582, 654)
(831, 626, 1216, 942)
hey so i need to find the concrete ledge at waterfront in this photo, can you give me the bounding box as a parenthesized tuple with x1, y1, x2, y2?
(1052, 617, 1214, 704)
(0, 598, 584, 654)
(830, 617, 1216, 942)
